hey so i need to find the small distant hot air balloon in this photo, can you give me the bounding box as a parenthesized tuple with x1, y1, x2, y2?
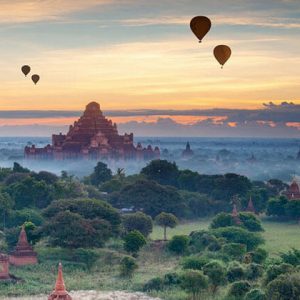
(190, 16, 212, 43)
(21, 65, 31, 77)
(31, 74, 40, 85)
(214, 45, 232, 68)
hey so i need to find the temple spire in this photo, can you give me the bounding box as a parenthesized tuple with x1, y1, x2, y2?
(48, 263, 72, 300)
(246, 197, 256, 214)
(232, 204, 241, 225)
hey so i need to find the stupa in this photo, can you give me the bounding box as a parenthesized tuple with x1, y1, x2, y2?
(284, 180, 300, 200)
(25, 101, 160, 160)
(232, 204, 242, 225)
(48, 263, 72, 300)
(182, 142, 194, 158)
(0, 253, 9, 280)
(9, 226, 37, 266)
(246, 197, 256, 214)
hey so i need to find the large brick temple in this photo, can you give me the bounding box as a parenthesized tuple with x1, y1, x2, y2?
(25, 101, 160, 160)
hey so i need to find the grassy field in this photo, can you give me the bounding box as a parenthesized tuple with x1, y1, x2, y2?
(151, 217, 300, 256)
(1, 218, 299, 299)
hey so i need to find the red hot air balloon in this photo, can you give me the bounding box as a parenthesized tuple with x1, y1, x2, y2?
(214, 45, 232, 68)
(31, 74, 40, 85)
(21, 65, 31, 77)
(190, 16, 212, 43)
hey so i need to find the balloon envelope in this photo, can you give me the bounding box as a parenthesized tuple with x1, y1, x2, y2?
(21, 65, 31, 77)
(214, 45, 231, 67)
(31, 74, 40, 85)
(190, 16, 211, 42)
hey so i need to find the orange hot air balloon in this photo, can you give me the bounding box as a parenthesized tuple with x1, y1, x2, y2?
(21, 65, 31, 77)
(214, 45, 231, 68)
(31, 74, 40, 85)
(190, 16, 211, 43)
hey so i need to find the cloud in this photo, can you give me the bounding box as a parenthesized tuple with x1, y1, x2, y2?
(120, 15, 300, 29)
(0, 0, 115, 23)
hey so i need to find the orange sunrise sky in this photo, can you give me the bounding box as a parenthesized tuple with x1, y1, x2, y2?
(0, 0, 299, 112)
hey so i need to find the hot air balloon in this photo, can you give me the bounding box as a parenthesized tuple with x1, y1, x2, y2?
(190, 16, 211, 43)
(214, 45, 231, 68)
(21, 65, 31, 77)
(31, 74, 40, 85)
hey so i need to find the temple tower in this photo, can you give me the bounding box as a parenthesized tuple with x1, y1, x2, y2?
(246, 197, 256, 214)
(48, 263, 72, 300)
(9, 226, 37, 266)
(232, 204, 242, 225)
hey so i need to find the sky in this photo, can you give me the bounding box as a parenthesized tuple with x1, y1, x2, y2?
(0, 0, 300, 136)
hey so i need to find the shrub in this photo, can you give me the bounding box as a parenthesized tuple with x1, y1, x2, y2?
(123, 230, 147, 254)
(280, 249, 300, 266)
(227, 263, 245, 282)
(239, 212, 263, 232)
(182, 256, 210, 271)
(251, 248, 268, 264)
(6, 208, 44, 228)
(180, 270, 208, 297)
(189, 230, 220, 252)
(265, 263, 294, 284)
(246, 263, 264, 280)
(143, 277, 164, 291)
(210, 212, 234, 229)
(212, 226, 264, 251)
(163, 272, 181, 286)
(228, 280, 251, 298)
(266, 272, 300, 300)
(168, 235, 189, 254)
(203, 260, 227, 292)
(120, 256, 138, 278)
(245, 288, 266, 300)
(44, 211, 113, 249)
(122, 212, 153, 237)
(222, 243, 247, 260)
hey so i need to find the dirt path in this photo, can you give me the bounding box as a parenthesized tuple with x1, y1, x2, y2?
(1, 291, 161, 300)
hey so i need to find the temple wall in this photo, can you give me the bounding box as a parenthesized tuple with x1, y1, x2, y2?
(9, 255, 38, 266)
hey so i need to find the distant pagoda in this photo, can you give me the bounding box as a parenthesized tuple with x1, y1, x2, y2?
(182, 142, 194, 158)
(246, 197, 256, 214)
(232, 204, 242, 225)
(9, 226, 37, 266)
(284, 180, 300, 200)
(0, 253, 10, 280)
(25, 101, 160, 160)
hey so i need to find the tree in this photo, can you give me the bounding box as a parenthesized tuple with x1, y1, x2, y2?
(12, 162, 30, 173)
(228, 281, 251, 298)
(285, 200, 300, 221)
(89, 162, 112, 186)
(203, 260, 227, 293)
(155, 212, 178, 241)
(122, 212, 153, 237)
(180, 270, 208, 300)
(43, 198, 121, 234)
(0, 192, 14, 229)
(141, 160, 179, 186)
(266, 272, 300, 300)
(110, 180, 185, 217)
(212, 226, 264, 251)
(168, 235, 189, 254)
(245, 289, 266, 300)
(123, 230, 147, 254)
(265, 263, 294, 284)
(44, 211, 112, 248)
(119, 256, 138, 278)
(267, 196, 288, 217)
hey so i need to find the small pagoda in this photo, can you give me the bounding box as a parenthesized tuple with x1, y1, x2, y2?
(9, 226, 37, 266)
(48, 263, 72, 300)
(284, 180, 300, 200)
(232, 204, 242, 225)
(246, 197, 256, 214)
(0, 253, 10, 280)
